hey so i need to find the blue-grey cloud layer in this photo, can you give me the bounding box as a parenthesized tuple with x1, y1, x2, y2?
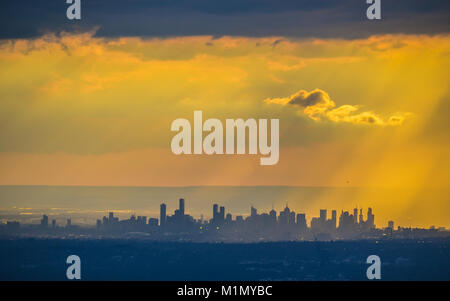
(1, 0, 449, 39)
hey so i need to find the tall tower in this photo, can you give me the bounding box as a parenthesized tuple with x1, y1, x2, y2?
(40, 215, 48, 227)
(251, 206, 257, 217)
(353, 208, 358, 224)
(160, 203, 167, 227)
(367, 207, 374, 228)
(331, 210, 337, 229)
(289, 211, 296, 225)
(179, 198, 185, 216)
(269, 208, 277, 223)
(213, 204, 218, 220)
(388, 220, 394, 230)
(359, 209, 364, 225)
(219, 206, 225, 221)
(320, 209, 327, 223)
(297, 213, 307, 230)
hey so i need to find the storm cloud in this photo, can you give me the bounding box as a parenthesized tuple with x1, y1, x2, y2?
(0, 0, 449, 39)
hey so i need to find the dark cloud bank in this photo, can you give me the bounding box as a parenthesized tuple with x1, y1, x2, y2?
(0, 0, 449, 39)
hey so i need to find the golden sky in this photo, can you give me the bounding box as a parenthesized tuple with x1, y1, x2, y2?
(0, 32, 449, 226)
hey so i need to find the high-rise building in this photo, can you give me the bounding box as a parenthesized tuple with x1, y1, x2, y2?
(320, 209, 327, 223)
(269, 209, 277, 221)
(359, 209, 364, 225)
(388, 220, 394, 230)
(279, 205, 290, 225)
(289, 211, 296, 225)
(179, 198, 185, 216)
(297, 213, 307, 231)
(219, 206, 225, 221)
(40, 215, 48, 227)
(251, 206, 257, 217)
(339, 210, 354, 231)
(160, 203, 167, 227)
(213, 204, 218, 220)
(353, 208, 358, 224)
(331, 210, 337, 229)
(367, 207, 375, 228)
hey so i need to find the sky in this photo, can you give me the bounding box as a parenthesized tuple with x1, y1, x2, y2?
(0, 1, 449, 227)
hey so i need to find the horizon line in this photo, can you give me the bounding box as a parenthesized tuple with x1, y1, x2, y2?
(0, 184, 396, 189)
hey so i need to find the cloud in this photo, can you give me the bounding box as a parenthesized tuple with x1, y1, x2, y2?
(265, 89, 335, 121)
(1, 1, 449, 39)
(0, 33, 445, 155)
(265, 89, 410, 126)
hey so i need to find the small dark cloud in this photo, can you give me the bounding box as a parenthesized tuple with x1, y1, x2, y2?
(272, 39, 284, 48)
(289, 90, 331, 107)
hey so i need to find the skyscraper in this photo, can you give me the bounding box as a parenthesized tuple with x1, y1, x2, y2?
(40, 215, 48, 227)
(160, 203, 167, 227)
(297, 213, 307, 231)
(331, 210, 337, 229)
(179, 198, 185, 216)
(279, 205, 290, 225)
(269, 209, 277, 224)
(320, 209, 327, 223)
(359, 209, 364, 225)
(251, 206, 257, 217)
(213, 204, 218, 220)
(388, 220, 394, 230)
(367, 207, 375, 228)
(219, 206, 225, 221)
(289, 211, 296, 225)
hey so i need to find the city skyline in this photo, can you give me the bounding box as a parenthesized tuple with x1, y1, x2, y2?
(1, 185, 448, 229)
(3, 197, 448, 242)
